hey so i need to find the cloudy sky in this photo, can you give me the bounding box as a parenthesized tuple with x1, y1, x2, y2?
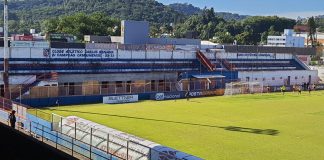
(158, 0, 324, 19)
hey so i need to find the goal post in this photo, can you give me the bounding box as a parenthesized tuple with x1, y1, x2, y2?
(224, 82, 264, 96)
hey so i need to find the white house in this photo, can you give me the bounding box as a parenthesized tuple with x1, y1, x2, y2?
(267, 29, 305, 48)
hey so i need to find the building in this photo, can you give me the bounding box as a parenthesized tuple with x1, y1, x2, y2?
(267, 29, 305, 48)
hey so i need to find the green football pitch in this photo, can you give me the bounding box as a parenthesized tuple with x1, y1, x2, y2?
(42, 91, 324, 160)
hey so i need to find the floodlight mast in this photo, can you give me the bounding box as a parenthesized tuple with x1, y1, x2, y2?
(3, 0, 10, 99)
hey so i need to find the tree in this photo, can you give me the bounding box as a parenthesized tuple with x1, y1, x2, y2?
(42, 12, 119, 40)
(307, 17, 317, 47)
(214, 32, 234, 44)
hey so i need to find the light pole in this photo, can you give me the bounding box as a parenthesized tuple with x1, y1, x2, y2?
(3, 0, 10, 99)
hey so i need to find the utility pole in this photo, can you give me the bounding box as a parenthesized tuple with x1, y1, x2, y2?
(3, 0, 10, 99)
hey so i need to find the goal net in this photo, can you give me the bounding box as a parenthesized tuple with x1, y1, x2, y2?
(224, 82, 264, 96)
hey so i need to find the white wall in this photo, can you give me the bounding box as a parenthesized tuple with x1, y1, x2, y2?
(184, 51, 196, 59)
(159, 51, 173, 59)
(117, 50, 132, 59)
(131, 50, 146, 59)
(10, 47, 31, 58)
(173, 50, 185, 59)
(146, 51, 160, 59)
(31, 48, 49, 58)
(238, 70, 319, 86)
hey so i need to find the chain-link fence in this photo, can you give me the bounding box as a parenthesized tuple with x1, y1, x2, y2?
(9, 79, 225, 99)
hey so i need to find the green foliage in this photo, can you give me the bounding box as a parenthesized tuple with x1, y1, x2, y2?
(42, 12, 120, 40)
(174, 8, 225, 40)
(0, 0, 183, 34)
(0, 0, 297, 45)
(168, 3, 249, 21)
(175, 14, 295, 45)
(168, 3, 201, 16)
(214, 32, 234, 44)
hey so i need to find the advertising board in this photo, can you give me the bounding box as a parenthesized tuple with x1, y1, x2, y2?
(85, 43, 117, 50)
(103, 95, 138, 104)
(189, 90, 218, 97)
(11, 41, 50, 48)
(146, 44, 174, 51)
(237, 53, 276, 59)
(154, 92, 182, 101)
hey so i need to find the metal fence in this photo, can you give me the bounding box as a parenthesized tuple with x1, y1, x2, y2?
(0, 97, 186, 160)
(12, 79, 224, 99)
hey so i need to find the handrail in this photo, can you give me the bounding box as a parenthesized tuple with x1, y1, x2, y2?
(0, 97, 185, 160)
(292, 55, 311, 70)
(196, 51, 215, 71)
(10, 72, 59, 99)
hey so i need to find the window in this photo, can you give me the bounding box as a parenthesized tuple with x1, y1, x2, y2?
(159, 80, 164, 86)
(101, 81, 109, 88)
(126, 81, 131, 93)
(272, 77, 275, 81)
(116, 81, 123, 88)
(295, 76, 298, 80)
(263, 78, 266, 81)
(68, 83, 75, 95)
(151, 80, 156, 91)
(0, 85, 4, 97)
(255, 78, 258, 81)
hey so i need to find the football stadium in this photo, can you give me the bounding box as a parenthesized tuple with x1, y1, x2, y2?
(1, 19, 324, 160)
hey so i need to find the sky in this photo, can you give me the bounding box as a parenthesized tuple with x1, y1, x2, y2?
(158, 0, 324, 19)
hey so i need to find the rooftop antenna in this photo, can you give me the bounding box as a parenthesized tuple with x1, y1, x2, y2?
(3, 0, 10, 99)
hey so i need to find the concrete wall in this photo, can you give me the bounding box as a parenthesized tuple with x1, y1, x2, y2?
(122, 20, 149, 44)
(238, 70, 319, 86)
(58, 72, 178, 83)
(148, 38, 201, 46)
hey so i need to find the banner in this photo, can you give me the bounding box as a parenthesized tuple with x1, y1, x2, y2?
(85, 49, 117, 59)
(189, 90, 218, 97)
(85, 43, 117, 50)
(174, 45, 198, 51)
(146, 44, 174, 51)
(11, 41, 50, 48)
(50, 48, 85, 59)
(103, 95, 138, 104)
(237, 53, 275, 59)
(154, 92, 182, 101)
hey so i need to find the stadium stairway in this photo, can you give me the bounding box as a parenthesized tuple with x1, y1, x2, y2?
(10, 72, 58, 99)
(292, 55, 311, 70)
(217, 58, 234, 71)
(196, 51, 216, 71)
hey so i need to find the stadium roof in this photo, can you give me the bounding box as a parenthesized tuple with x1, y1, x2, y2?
(191, 74, 225, 79)
(223, 45, 316, 55)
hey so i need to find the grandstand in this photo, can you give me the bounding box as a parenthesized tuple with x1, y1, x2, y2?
(0, 20, 319, 107)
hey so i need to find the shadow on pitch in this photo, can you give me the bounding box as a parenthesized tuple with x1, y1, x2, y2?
(47, 108, 279, 136)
